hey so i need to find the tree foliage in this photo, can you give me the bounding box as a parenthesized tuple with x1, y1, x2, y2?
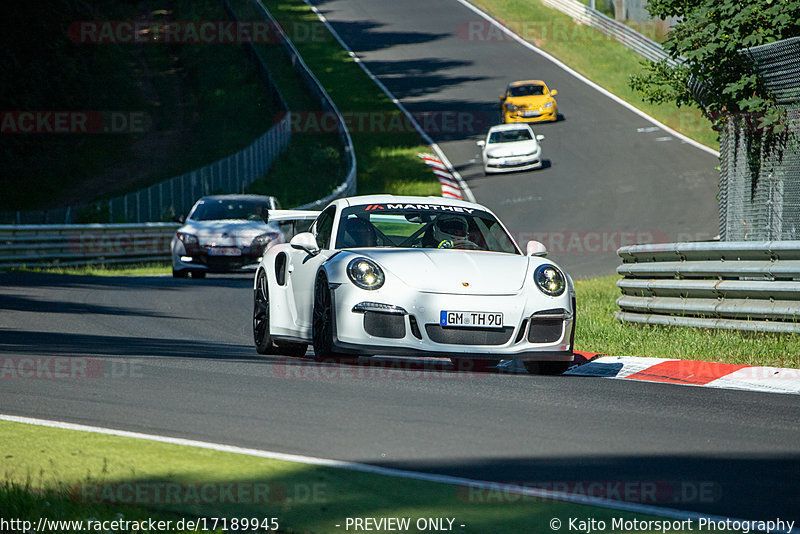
(629, 0, 800, 132)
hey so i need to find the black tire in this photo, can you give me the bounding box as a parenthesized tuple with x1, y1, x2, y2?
(523, 360, 571, 375)
(451, 358, 495, 373)
(253, 269, 275, 355)
(191, 270, 206, 279)
(172, 269, 188, 278)
(312, 272, 351, 363)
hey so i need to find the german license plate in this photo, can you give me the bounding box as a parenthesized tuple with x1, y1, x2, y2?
(523, 110, 540, 117)
(208, 247, 242, 256)
(440, 311, 503, 328)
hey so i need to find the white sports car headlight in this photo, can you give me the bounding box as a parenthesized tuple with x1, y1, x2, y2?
(534, 264, 566, 296)
(347, 258, 385, 290)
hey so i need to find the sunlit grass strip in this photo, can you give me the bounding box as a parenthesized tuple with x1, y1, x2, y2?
(576, 276, 800, 368)
(11, 262, 171, 277)
(1, 418, 694, 533)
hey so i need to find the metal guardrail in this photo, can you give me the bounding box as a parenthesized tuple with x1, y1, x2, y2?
(541, 0, 675, 65)
(616, 241, 800, 333)
(0, 224, 179, 268)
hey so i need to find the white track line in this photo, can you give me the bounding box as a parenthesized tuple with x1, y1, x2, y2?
(454, 0, 719, 157)
(302, 0, 476, 202)
(3, 413, 793, 532)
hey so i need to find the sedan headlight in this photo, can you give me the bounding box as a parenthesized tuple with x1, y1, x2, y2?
(505, 103, 519, 112)
(534, 264, 566, 296)
(347, 258, 385, 290)
(177, 231, 199, 252)
(543, 101, 554, 109)
(251, 231, 280, 254)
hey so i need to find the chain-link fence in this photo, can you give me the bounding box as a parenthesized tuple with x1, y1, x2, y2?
(719, 37, 800, 241)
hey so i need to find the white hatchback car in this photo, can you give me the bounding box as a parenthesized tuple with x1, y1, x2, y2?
(477, 123, 545, 174)
(252, 194, 576, 374)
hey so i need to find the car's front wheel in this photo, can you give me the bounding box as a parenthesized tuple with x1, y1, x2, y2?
(312, 272, 353, 363)
(253, 269, 275, 354)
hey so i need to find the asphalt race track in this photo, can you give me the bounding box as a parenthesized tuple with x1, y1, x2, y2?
(308, 0, 720, 279)
(2, 0, 798, 527)
(1, 272, 799, 523)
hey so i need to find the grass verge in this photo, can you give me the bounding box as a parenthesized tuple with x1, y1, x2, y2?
(467, 0, 718, 149)
(1, 419, 687, 533)
(576, 276, 800, 368)
(12, 262, 171, 277)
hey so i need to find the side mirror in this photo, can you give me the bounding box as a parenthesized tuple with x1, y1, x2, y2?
(526, 240, 548, 257)
(476, 140, 486, 148)
(290, 232, 320, 256)
(172, 214, 185, 224)
(551, 89, 558, 96)
(536, 134, 545, 141)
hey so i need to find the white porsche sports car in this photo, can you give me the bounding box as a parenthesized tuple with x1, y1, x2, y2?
(477, 123, 545, 175)
(252, 195, 576, 374)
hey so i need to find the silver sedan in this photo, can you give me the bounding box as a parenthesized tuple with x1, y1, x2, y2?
(171, 195, 318, 278)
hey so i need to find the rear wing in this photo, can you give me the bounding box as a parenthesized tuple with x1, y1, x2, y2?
(267, 210, 320, 241)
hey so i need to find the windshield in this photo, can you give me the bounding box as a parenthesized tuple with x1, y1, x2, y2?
(488, 129, 533, 144)
(335, 204, 519, 254)
(188, 199, 269, 222)
(508, 84, 545, 97)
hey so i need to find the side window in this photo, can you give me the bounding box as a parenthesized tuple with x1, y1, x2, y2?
(312, 206, 336, 249)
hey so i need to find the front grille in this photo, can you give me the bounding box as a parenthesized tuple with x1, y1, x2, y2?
(425, 325, 514, 345)
(193, 254, 259, 271)
(364, 312, 406, 339)
(527, 319, 563, 343)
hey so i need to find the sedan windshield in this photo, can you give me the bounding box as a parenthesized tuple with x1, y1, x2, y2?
(488, 129, 532, 144)
(508, 84, 545, 97)
(189, 199, 269, 221)
(335, 204, 519, 253)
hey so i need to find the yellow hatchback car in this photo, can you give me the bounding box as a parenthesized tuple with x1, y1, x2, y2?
(500, 80, 558, 123)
